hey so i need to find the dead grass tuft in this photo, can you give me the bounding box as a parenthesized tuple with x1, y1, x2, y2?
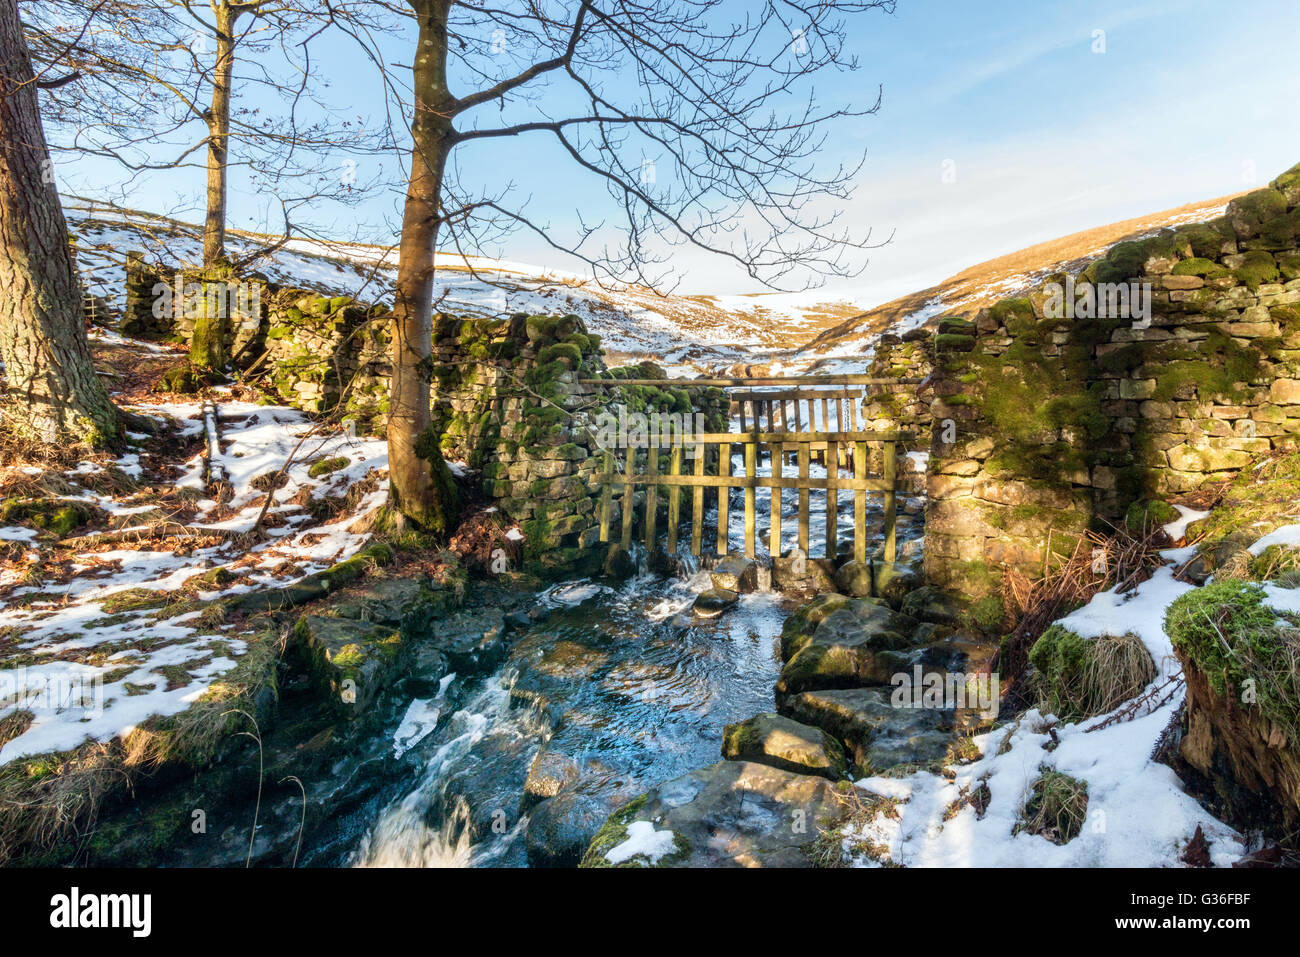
(1014, 767, 1089, 844)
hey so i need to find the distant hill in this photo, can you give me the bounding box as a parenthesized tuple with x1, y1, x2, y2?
(67, 191, 1248, 378)
(786, 193, 1245, 374)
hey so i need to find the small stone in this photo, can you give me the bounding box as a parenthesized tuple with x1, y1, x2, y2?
(720, 713, 849, 779)
(710, 554, 759, 593)
(693, 587, 738, 618)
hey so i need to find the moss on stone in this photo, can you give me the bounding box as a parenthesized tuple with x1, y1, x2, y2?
(1236, 250, 1280, 292)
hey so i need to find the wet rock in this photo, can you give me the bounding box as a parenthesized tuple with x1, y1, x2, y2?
(438, 606, 509, 673)
(524, 746, 583, 808)
(779, 592, 854, 660)
(775, 601, 922, 695)
(867, 727, 956, 772)
(400, 645, 449, 699)
(900, 585, 968, 626)
(779, 687, 952, 772)
(580, 761, 844, 868)
(834, 560, 873, 597)
(771, 553, 837, 599)
(693, 587, 738, 618)
(526, 779, 636, 868)
(710, 554, 759, 593)
(603, 543, 637, 579)
(872, 561, 922, 607)
(295, 614, 406, 715)
(721, 712, 849, 780)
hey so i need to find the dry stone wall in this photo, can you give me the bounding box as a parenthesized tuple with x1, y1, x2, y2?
(925, 160, 1300, 596)
(430, 314, 728, 573)
(120, 257, 728, 573)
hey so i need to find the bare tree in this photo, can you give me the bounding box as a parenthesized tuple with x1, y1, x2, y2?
(24, 0, 391, 268)
(357, 0, 892, 530)
(0, 0, 119, 446)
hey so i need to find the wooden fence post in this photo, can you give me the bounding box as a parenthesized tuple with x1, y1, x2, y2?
(620, 444, 636, 550)
(666, 446, 682, 555)
(743, 441, 756, 559)
(599, 449, 613, 543)
(883, 439, 897, 564)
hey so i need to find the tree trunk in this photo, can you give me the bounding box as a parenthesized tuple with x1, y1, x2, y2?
(0, 0, 118, 446)
(386, 0, 459, 532)
(202, 4, 236, 268)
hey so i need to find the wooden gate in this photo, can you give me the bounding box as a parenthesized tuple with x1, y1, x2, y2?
(583, 375, 919, 564)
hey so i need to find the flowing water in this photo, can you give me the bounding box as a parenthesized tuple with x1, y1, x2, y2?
(345, 439, 923, 868)
(350, 564, 791, 867)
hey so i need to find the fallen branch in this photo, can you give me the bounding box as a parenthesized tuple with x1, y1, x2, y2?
(56, 524, 245, 549)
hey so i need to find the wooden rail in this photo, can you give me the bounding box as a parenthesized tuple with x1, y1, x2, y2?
(596, 431, 908, 563)
(580, 375, 923, 387)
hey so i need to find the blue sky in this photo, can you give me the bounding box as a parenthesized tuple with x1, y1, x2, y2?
(53, 0, 1300, 302)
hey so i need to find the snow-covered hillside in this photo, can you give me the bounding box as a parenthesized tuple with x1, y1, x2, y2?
(68, 192, 1244, 379)
(784, 195, 1241, 373)
(67, 202, 795, 375)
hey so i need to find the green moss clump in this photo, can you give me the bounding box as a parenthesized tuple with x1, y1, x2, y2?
(1166, 580, 1300, 747)
(537, 342, 582, 368)
(1096, 238, 1158, 285)
(308, 456, 350, 479)
(934, 333, 975, 353)
(1235, 250, 1280, 292)
(1122, 499, 1178, 535)
(0, 498, 95, 538)
(1166, 579, 1279, 698)
(1177, 221, 1233, 260)
(1230, 188, 1288, 237)
(1028, 625, 1156, 722)
(988, 297, 1035, 332)
(1171, 257, 1219, 277)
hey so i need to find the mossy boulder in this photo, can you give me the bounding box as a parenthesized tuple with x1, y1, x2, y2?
(720, 712, 850, 780)
(900, 585, 968, 626)
(779, 592, 853, 660)
(779, 686, 953, 773)
(294, 614, 405, 716)
(693, 587, 738, 618)
(710, 554, 758, 594)
(1226, 188, 1288, 240)
(776, 600, 922, 695)
(1272, 161, 1300, 207)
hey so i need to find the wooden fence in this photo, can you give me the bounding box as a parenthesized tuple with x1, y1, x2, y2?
(594, 430, 908, 563)
(582, 375, 918, 564)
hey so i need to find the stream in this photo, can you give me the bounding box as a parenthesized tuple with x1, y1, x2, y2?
(349, 566, 790, 867)
(340, 444, 923, 868)
(80, 441, 922, 868)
